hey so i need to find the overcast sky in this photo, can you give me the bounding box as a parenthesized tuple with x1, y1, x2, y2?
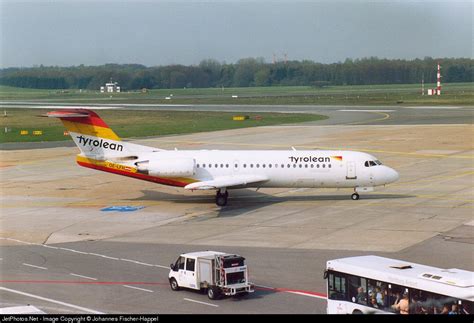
(0, 0, 472, 67)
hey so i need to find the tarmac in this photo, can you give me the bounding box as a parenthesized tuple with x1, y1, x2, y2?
(0, 105, 473, 313)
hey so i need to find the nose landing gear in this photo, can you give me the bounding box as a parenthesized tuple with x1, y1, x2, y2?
(351, 192, 360, 200)
(216, 189, 228, 206)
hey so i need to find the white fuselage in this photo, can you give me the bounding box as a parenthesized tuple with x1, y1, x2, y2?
(132, 149, 399, 189)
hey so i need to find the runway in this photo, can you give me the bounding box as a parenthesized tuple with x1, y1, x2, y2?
(1, 105, 473, 313)
(1, 102, 473, 126)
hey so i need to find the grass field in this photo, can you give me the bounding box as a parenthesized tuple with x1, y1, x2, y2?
(0, 109, 327, 143)
(1, 83, 472, 106)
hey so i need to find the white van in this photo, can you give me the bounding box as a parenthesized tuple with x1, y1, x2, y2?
(168, 251, 254, 300)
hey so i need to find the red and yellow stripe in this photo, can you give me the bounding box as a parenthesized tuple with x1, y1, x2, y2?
(331, 156, 343, 161)
(61, 120, 120, 140)
(48, 109, 120, 141)
(76, 155, 197, 188)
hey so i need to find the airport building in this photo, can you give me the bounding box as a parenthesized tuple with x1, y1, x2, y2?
(100, 80, 121, 93)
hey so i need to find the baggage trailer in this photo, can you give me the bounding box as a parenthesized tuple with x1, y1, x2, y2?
(169, 251, 254, 300)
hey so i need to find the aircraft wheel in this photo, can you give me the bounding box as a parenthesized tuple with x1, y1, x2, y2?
(216, 192, 228, 207)
(351, 193, 360, 200)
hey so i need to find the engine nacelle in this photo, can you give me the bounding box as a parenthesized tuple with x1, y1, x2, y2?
(136, 158, 195, 177)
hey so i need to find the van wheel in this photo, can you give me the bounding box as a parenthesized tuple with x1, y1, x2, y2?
(207, 287, 220, 300)
(170, 278, 180, 291)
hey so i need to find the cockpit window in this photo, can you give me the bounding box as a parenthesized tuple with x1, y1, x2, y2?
(364, 160, 381, 167)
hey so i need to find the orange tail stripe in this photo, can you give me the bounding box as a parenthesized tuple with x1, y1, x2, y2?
(62, 120, 120, 140)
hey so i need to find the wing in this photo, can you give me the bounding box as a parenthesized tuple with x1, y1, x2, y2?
(184, 175, 269, 190)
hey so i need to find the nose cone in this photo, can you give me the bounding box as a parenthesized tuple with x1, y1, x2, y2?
(386, 167, 400, 184)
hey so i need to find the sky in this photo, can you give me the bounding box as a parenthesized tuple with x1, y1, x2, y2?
(0, 0, 472, 67)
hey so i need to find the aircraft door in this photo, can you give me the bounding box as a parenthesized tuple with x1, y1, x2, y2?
(346, 161, 357, 179)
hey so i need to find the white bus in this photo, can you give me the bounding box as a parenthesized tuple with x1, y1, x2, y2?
(324, 255, 473, 314)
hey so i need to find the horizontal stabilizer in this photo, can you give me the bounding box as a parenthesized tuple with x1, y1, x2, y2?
(45, 110, 90, 118)
(184, 175, 268, 190)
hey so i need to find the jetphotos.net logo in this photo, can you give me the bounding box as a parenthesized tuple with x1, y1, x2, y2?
(77, 135, 123, 151)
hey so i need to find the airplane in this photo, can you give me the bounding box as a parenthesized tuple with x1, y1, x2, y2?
(47, 109, 399, 206)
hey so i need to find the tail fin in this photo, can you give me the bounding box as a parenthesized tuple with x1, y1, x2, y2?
(47, 108, 120, 141)
(47, 109, 152, 159)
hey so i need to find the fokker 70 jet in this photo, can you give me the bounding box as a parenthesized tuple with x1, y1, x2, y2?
(48, 109, 399, 206)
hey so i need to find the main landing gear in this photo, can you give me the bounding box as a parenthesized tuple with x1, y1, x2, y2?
(216, 189, 228, 207)
(351, 192, 360, 200)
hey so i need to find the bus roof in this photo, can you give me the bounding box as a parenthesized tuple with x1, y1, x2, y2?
(327, 255, 474, 300)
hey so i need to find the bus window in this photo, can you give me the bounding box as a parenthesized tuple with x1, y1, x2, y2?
(409, 289, 465, 314)
(388, 284, 410, 314)
(349, 276, 367, 305)
(328, 272, 347, 300)
(432, 295, 458, 314)
(458, 300, 473, 314)
(368, 279, 388, 310)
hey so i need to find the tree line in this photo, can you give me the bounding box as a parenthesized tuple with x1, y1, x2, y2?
(0, 57, 472, 90)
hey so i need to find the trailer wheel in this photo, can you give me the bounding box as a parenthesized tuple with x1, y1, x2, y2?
(207, 287, 220, 300)
(170, 278, 180, 291)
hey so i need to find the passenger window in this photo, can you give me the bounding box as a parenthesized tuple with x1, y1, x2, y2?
(293, 164, 296, 168)
(317, 164, 320, 168)
(349, 276, 367, 305)
(269, 164, 272, 168)
(323, 164, 326, 168)
(235, 164, 238, 168)
(256, 164, 260, 168)
(243, 164, 247, 168)
(220, 164, 224, 168)
(215, 164, 218, 168)
(311, 164, 314, 168)
(329, 272, 347, 301)
(458, 300, 472, 314)
(226, 164, 229, 168)
(368, 279, 388, 310)
(185, 258, 195, 272)
(196, 164, 199, 168)
(262, 164, 266, 168)
(250, 164, 254, 168)
(287, 164, 290, 168)
(388, 284, 409, 314)
(209, 164, 212, 168)
(329, 164, 332, 168)
(299, 164, 302, 168)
